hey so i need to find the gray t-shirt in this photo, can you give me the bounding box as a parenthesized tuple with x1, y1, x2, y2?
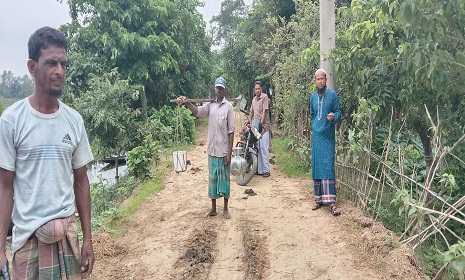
(0, 98, 93, 253)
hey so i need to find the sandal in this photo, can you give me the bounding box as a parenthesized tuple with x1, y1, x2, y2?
(330, 204, 341, 216)
(312, 203, 322, 211)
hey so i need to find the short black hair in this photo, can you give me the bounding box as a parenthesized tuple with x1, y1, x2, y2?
(28, 26, 68, 62)
(254, 81, 262, 86)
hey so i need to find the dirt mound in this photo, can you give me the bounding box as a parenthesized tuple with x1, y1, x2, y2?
(172, 222, 217, 280)
(341, 203, 428, 279)
(93, 232, 127, 259)
(242, 220, 268, 280)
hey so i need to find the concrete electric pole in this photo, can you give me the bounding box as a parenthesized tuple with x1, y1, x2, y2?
(320, 0, 336, 89)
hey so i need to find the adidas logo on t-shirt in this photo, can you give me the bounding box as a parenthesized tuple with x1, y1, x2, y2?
(62, 133, 73, 145)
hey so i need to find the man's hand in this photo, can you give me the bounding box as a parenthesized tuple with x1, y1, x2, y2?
(80, 239, 95, 279)
(327, 112, 335, 122)
(225, 153, 232, 167)
(0, 253, 8, 275)
(176, 96, 187, 104)
(1, 257, 10, 280)
(258, 122, 263, 133)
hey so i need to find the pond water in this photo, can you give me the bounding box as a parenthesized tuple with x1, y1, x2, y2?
(87, 162, 128, 186)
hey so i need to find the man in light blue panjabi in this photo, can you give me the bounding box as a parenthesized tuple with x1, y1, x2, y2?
(309, 68, 342, 216)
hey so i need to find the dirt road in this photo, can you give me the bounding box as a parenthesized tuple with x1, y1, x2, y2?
(89, 112, 427, 280)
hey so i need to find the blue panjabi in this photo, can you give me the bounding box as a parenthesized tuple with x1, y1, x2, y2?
(309, 88, 341, 179)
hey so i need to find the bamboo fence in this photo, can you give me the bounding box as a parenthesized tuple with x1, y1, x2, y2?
(335, 107, 465, 278)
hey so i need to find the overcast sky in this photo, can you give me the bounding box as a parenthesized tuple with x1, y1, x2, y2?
(0, 0, 239, 77)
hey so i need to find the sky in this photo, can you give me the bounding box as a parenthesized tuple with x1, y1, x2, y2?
(0, 0, 243, 77)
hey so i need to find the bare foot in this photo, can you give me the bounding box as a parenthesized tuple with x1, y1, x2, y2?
(207, 210, 217, 217)
(223, 211, 231, 219)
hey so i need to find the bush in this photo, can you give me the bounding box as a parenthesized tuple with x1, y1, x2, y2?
(149, 105, 195, 148)
(126, 134, 159, 180)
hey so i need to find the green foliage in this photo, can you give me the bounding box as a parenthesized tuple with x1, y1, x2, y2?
(439, 173, 458, 195)
(89, 174, 141, 232)
(261, 0, 319, 150)
(216, 0, 304, 98)
(64, 0, 213, 107)
(149, 105, 196, 148)
(417, 240, 448, 277)
(210, 0, 247, 45)
(0, 100, 3, 114)
(0, 71, 33, 99)
(70, 69, 141, 160)
(335, 0, 465, 170)
(343, 97, 379, 164)
(90, 175, 114, 216)
(334, 4, 465, 276)
(126, 134, 160, 180)
(391, 189, 425, 220)
(272, 137, 310, 179)
(443, 242, 465, 275)
(258, 0, 296, 20)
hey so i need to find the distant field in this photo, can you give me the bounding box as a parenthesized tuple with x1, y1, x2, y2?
(0, 97, 20, 108)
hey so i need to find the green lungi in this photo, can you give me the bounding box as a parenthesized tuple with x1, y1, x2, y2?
(208, 155, 231, 199)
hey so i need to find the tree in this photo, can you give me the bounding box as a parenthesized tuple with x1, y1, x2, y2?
(0, 71, 14, 97)
(19, 75, 34, 97)
(258, 0, 296, 20)
(0, 71, 33, 98)
(334, 0, 465, 176)
(64, 0, 213, 108)
(210, 0, 247, 46)
(71, 69, 141, 181)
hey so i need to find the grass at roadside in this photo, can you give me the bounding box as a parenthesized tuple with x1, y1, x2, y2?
(106, 176, 164, 234)
(271, 137, 311, 179)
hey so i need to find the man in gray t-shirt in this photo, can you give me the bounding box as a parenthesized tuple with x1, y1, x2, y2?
(0, 26, 95, 279)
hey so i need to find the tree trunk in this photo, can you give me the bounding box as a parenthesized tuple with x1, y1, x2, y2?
(415, 118, 433, 187)
(115, 155, 119, 184)
(140, 87, 148, 122)
(413, 117, 433, 236)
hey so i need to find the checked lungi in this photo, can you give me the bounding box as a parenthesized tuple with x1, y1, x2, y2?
(12, 215, 82, 280)
(208, 155, 231, 199)
(314, 179, 336, 205)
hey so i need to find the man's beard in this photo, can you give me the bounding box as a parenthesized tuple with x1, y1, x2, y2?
(48, 89, 63, 98)
(317, 85, 327, 95)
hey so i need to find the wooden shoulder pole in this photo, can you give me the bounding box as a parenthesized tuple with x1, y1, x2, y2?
(169, 98, 241, 103)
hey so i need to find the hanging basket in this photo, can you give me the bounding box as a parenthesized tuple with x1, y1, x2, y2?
(173, 151, 187, 172)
